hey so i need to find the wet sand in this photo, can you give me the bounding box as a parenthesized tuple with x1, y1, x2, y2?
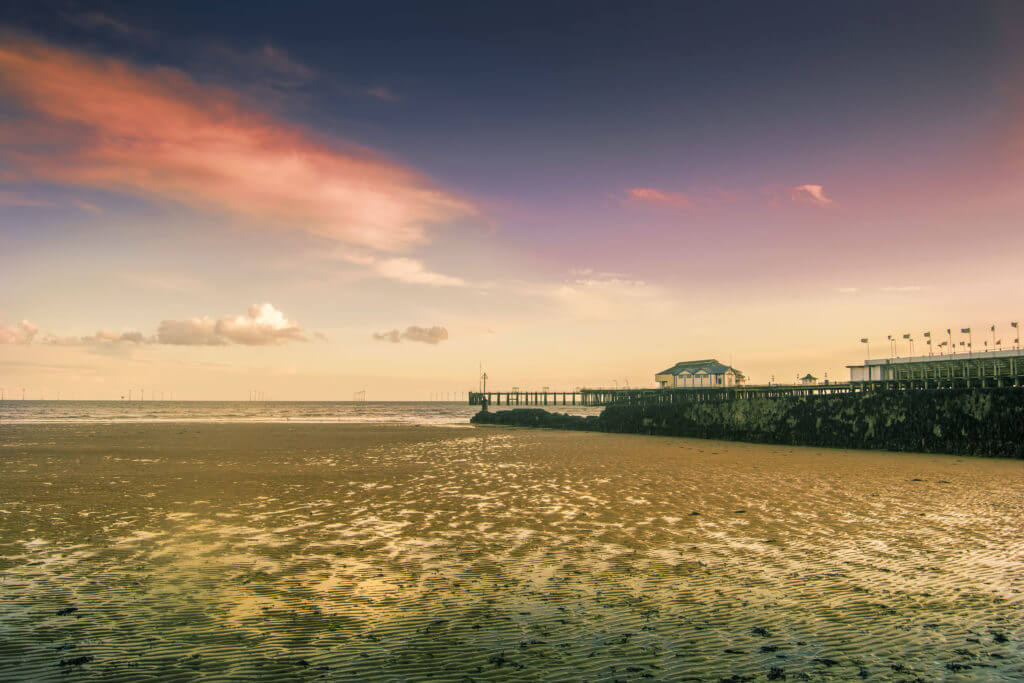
(1, 423, 1022, 680)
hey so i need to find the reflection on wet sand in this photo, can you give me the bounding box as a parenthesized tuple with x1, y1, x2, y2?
(1, 423, 1022, 679)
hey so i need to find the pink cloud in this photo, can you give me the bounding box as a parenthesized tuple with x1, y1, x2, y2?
(625, 187, 694, 208)
(0, 35, 472, 250)
(789, 184, 834, 207)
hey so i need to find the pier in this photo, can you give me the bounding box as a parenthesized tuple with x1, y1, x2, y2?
(469, 391, 585, 406)
(469, 349, 1024, 407)
(469, 374, 1024, 408)
(469, 383, 860, 407)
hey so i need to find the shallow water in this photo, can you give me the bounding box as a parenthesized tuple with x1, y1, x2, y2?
(1, 423, 1022, 680)
(1, 400, 564, 425)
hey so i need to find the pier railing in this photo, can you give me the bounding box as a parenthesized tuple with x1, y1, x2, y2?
(469, 373, 1024, 407)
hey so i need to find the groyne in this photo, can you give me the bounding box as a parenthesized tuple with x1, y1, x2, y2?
(471, 388, 1024, 458)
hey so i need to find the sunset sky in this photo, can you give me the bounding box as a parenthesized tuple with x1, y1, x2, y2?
(3, 1, 1024, 399)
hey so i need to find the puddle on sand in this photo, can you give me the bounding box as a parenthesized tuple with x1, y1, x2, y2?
(0, 423, 1022, 680)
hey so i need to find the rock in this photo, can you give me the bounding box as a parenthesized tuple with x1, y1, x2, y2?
(471, 409, 599, 431)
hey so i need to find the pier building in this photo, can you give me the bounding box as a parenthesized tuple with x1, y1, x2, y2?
(655, 359, 743, 388)
(847, 348, 1024, 387)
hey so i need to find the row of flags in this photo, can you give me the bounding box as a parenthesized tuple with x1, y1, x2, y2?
(861, 322, 1020, 350)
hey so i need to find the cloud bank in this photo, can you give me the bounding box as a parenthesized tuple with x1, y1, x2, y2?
(0, 320, 39, 344)
(8, 304, 311, 348)
(0, 34, 473, 250)
(373, 326, 449, 344)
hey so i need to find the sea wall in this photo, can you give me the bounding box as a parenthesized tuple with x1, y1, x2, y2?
(472, 389, 1024, 458)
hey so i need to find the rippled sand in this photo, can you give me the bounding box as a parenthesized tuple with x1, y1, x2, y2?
(1, 423, 1022, 680)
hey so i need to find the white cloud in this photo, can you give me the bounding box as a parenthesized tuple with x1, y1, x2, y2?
(158, 303, 308, 346)
(215, 303, 306, 345)
(373, 326, 449, 345)
(0, 320, 38, 344)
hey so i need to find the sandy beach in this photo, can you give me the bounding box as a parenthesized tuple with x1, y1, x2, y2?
(1, 422, 1022, 680)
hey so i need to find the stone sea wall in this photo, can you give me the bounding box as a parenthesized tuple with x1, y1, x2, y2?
(471, 389, 1024, 458)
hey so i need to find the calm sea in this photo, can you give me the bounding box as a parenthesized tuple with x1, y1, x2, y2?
(0, 400, 602, 425)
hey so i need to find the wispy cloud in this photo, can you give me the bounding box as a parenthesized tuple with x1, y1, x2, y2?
(212, 44, 317, 90)
(373, 326, 449, 344)
(60, 11, 155, 41)
(625, 187, 694, 208)
(367, 86, 400, 102)
(120, 273, 202, 294)
(789, 184, 834, 207)
(44, 330, 149, 347)
(0, 34, 473, 251)
(373, 257, 466, 287)
(542, 274, 672, 321)
(333, 251, 467, 287)
(72, 199, 102, 213)
(0, 190, 54, 207)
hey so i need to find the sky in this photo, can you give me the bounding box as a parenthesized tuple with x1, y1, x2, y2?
(3, 1, 1024, 400)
